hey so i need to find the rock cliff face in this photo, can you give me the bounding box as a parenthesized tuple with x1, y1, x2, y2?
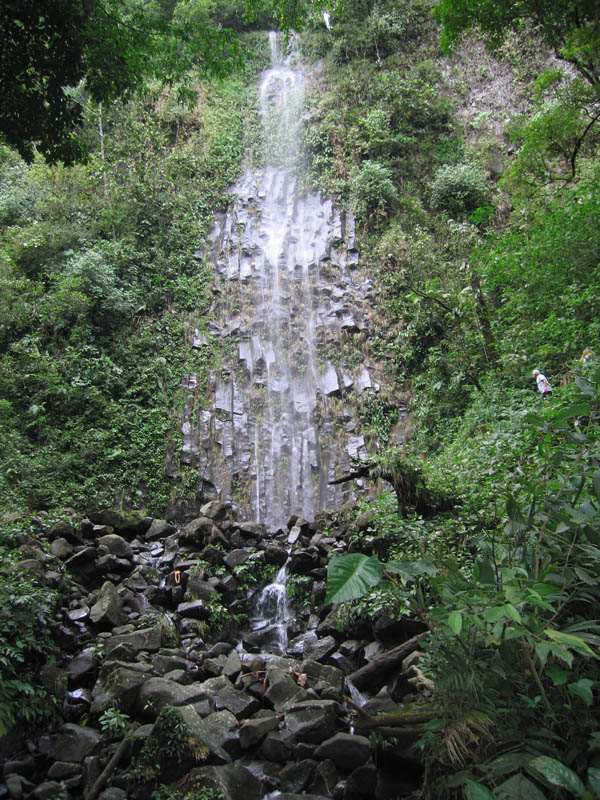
(169, 34, 392, 526)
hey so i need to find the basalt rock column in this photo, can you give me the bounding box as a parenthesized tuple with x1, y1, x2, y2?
(176, 34, 390, 526)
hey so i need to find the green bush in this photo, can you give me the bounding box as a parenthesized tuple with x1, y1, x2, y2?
(430, 162, 487, 216)
(0, 543, 59, 733)
(0, 161, 40, 226)
(59, 247, 133, 327)
(326, 375, 600, 796)
(351, 159, 397, 226)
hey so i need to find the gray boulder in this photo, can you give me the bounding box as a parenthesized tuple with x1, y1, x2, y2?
(98, 790, 128, 800)
(303, 635, 337, 663)
(209, 764, 263, 800)
(223, 548, 253, 569)
(265, 669, 309, 710)
(145, 519, 176, 541)
(50, 538, 73, 560)
(310, 759, 339, 797)
(88, 509, 151, 538)
(222, 649, 242, 680)
(276, 795, 330, 800)
(91, 665, 149, 714)
(181, 516, 219, 545)
(32, 781, 66, 800)
(302, 659, 345, 699)
(280, 759, 317, 793)
(191, 708, 239, 761)
(177, 599, 211, 620)
(314, 732, 372, 771)
(152, 651, 193, 675)
(200, 501, 229, 524)
(185, 575, 219, 602)
(49, 521, 81, 543)
(235, 521, 266, 539)
(198, 675, 260, 719)
(104, 622, 165, 657)
(259, 729, 295, 763)
(39, 724, 102, 763)
(238, 711, 279, 750)
(284, 700, 338, 744)
(97, 533, 133, 559)
(90, 581, 124, 628)
(136, 678, 209, 720)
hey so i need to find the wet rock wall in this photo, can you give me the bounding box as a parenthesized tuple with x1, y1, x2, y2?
(169, 36, 394, 526)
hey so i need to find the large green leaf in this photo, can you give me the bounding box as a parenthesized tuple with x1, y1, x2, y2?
(324, 554, 382, 605)
(464, 779, 495, 800)
(545, 629, 599, 659)
(474, 557, 496, 585)
(528, 756, 586, 797)
(386, 557, 439, 581)
(568, 678, 595, 706)
(481, 752, 533, 779)
(549, 402, 592, 425)
(495, 773, 546, 800)
(588, 766, 600, 798)
(447, 610, 463, 635)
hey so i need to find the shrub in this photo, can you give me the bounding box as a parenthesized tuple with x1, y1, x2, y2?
(0, 157, 41, 226)
(431, 162, 487, 216)
(351, 160, 397, 226)
(60, 247, 133, 326)
(0, 548, 59, 733)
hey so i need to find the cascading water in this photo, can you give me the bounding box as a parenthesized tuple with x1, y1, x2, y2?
(175, 33, 395, 528)
(248, 556, 293, 653)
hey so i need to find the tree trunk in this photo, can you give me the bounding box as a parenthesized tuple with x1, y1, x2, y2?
(348, 632, 428, 691)
(469, 266, 498, 368)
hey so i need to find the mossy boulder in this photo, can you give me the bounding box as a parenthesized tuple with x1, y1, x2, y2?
(88, 509, 151, 538)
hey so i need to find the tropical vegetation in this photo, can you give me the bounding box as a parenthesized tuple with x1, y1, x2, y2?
(1, 0, 600, 797)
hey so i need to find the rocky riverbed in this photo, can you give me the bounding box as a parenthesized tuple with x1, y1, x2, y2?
(2, 503, 430, 800)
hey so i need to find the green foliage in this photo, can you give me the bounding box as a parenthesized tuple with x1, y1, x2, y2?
(481, 170, 600, 373)
(503, 77, 600, 191)
(0, 43, 262, 513)
(0, 0, 247, 164)
(60, 247, 133, 326)
(153, 778, 224, 800)
(351, 160, 397, 227)
(433, 0, 600, 89)
(233, 555, 277, 589)
(326, 376, 600, 796)
(0, 152, 43, 225)
(127, 705, 209, 788)
(99, 706, 131, 737)
(286, 574, 313, 604)
(328, 3, 420, 64)
(358, 394, 399, 444)
(431, 163, 488, 216)
(325, 553, 383, 604)
(0, 546, 59, 734)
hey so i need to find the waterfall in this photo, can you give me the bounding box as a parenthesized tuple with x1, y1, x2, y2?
(249, 557, 293, 653)
(176, 32, 386, 527)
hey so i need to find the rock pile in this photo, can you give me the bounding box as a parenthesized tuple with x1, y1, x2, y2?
(2, 503, 428, 800)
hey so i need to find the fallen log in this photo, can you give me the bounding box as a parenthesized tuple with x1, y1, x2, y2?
(84, 723, 139, 800)
(354, 703, 439, 731)
(348, 632, 428, 692)
(328, 466, 370, 486)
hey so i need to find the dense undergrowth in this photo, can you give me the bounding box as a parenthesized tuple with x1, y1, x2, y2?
(297, 1, 600, 796)
(0, 32, 268, 514)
